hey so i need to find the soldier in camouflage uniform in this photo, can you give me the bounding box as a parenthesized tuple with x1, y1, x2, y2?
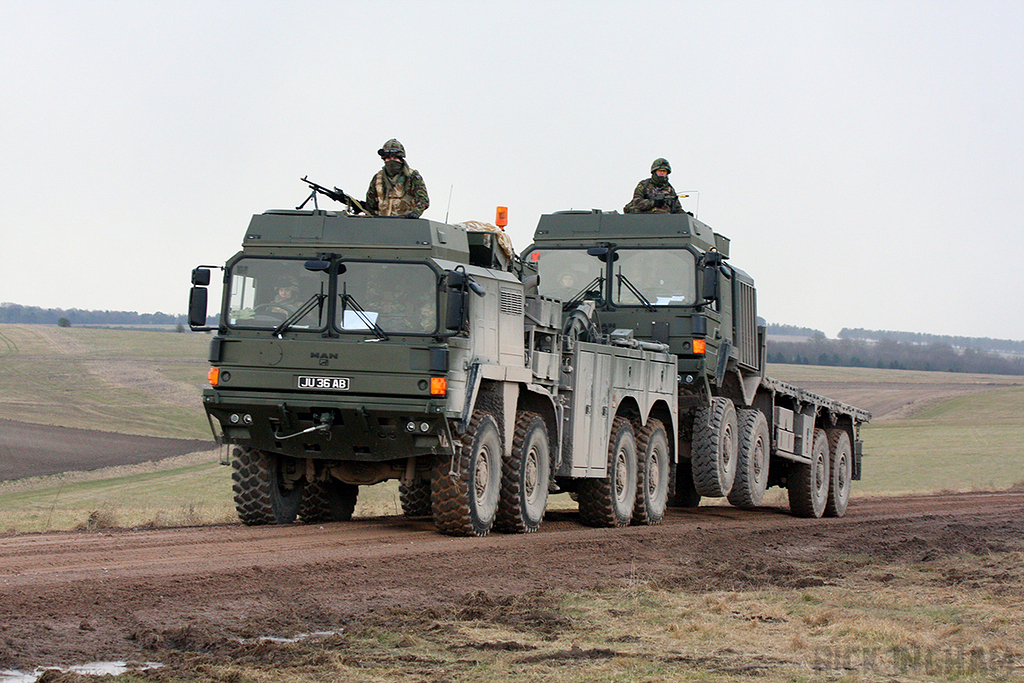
(363, 264, 434, 333)
(624, 158, 684, 214)
(266, 275, 301, 316)
(365, 139, 429, 218)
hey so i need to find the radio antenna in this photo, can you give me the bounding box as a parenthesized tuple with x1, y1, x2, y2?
(678, 190, 700, 218)
(445, 185, 453, 223)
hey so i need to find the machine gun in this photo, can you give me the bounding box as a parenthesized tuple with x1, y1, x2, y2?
(298, 176, 370, 215)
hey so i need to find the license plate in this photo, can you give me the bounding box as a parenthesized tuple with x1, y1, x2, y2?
(297, 376, 350, 391)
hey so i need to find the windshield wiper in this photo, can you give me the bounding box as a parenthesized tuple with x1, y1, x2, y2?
(562, 274, 605, 311)
(339, 284, 389, 341)
(273, 293, 327, 337)
(616, 271, 656, 312)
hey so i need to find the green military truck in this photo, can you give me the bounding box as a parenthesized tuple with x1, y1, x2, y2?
(189, 206, 679, 536)
(523, 210, 871, 518)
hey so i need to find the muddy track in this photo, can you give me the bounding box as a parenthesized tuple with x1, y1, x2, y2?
(1, 490, 1022, 670)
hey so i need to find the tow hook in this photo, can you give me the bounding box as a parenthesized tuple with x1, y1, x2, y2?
(274, 412, 334, 441)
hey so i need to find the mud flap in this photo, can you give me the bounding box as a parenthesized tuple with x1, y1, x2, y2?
(853, 439, 863, 480)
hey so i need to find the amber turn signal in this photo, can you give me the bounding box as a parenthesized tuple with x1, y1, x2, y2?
(208, 367, 220, 386)
(691, 339, 706, 355)
(430, 377, 447, 395)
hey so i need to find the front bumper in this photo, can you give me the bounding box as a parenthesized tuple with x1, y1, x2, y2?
(203, 389, 455, 462)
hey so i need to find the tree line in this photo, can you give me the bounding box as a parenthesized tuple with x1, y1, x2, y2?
(0, 303, 185, 327)
(768, 336, 1024, 376)
(836, 327, 1024, 356)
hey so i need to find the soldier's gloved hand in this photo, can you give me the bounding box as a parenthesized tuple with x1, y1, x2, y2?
(652, 195, 666, 208)
(404, 211, 420, 219)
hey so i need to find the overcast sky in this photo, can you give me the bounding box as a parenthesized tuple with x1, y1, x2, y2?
(2, 1, 1021, 340)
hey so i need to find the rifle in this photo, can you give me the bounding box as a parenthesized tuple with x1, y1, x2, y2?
(298, 176, 370, 214)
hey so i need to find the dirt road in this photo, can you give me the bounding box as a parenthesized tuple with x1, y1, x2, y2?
(1, 490, 1021, 673)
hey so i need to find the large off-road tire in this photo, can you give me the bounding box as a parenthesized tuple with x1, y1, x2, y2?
(667, 458, 702, 508)
(300, 478, 358, 523)
(578, 417, 637, 528)
(728, 409, 771, 508)
(691, 397, 738, 498)
(399, 478, 432, 517)
(632, 418, 669, 525)
(431, 410, 503, 537)
(231, 447, 302, 525)
(495, 411, 551, 534)
(824, 428, 853, 518)
(788, 428, 830, 518)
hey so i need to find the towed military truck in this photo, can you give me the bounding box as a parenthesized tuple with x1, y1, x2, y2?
(189, 204, 679, 536)
(522, 210, 871, 518)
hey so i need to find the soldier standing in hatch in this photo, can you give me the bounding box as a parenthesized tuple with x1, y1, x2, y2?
(365, 139, 430, 218)
(624, 158, 685, 214)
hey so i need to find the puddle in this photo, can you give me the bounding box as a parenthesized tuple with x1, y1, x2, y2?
(0, 631, 344, 681)
(238, 629, 345, 644)
(1, 661, 163, 682)
(0, 630, 345, 681)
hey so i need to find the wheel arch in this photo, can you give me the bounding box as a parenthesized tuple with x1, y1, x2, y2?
(613, 394, 642, 421)
(517, 384, 561, 472)
(645, 398, 677, 463)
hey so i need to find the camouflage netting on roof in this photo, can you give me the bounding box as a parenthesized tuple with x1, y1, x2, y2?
(457, 221, 515, 260)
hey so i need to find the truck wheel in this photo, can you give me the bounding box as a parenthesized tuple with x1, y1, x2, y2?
(301, 478, 358, 523)
(824, 429, 852, 518)
(691, 397, 738, 498)
(578, 417, 637, 527)
(231, 447, 302, 525)
(399, 478, 432, 518)
(431, 410, 502, 536)
(728, 409, 770, 508)
(788, 428, 830, 518)
(496, 412, 550, 533)
(667, 459, 702, 508)
(633, 419, 669, 525)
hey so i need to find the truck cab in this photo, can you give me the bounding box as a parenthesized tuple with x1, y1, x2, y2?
(523, 210, 765, 409)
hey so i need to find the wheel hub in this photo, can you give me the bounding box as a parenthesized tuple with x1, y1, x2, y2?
(615, 450, 628, 501)
(474, 449, 490, 502)
(524, 448, 539, 502)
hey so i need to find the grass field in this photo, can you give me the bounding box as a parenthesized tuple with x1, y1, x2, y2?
(1, 323, 1022, 532)
(0, 323, 211, 439)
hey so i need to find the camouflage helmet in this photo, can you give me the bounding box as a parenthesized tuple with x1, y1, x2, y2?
(651, 158, 672, 174)
(378, 138, 406, 159)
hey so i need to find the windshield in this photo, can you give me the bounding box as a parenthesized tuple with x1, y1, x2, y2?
(612, 249, 697, 307)
(336, 261, 438, 335)
(531, 249, 607, 304)
(227, 258, 327, 329)
(530, 247, 697, 307)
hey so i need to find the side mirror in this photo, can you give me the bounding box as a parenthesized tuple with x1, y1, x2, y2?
(191, 267, 211, 286)
(446, 289, 467, 331)
(188, 286, 208, 328)
(702, 251, 723, 302)
(702, 265, 719, 302)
